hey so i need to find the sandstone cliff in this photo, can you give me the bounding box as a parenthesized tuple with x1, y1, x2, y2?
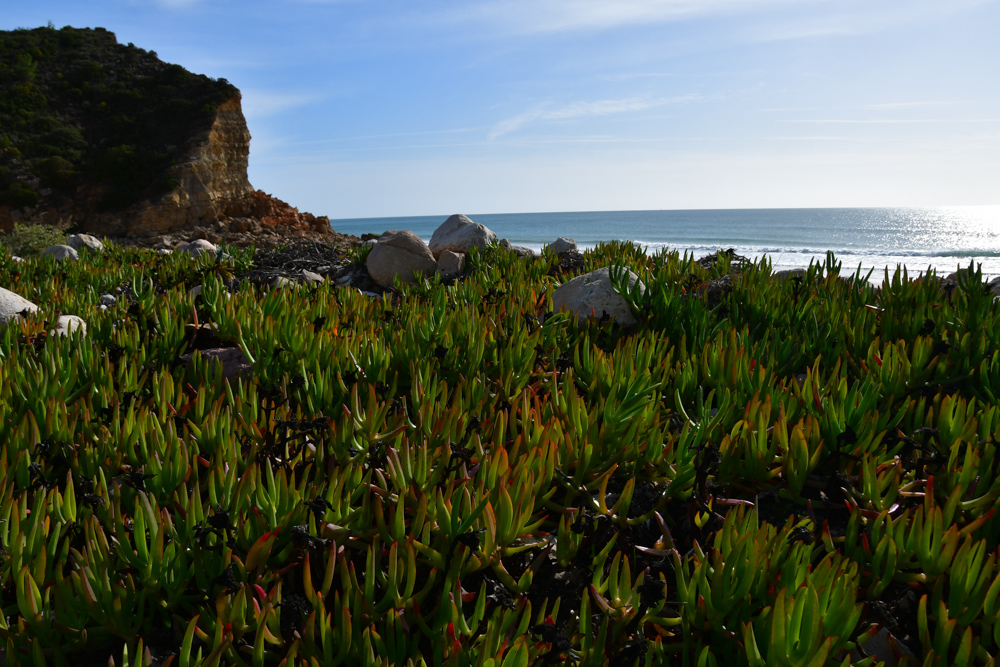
(0, 26, 347, 248)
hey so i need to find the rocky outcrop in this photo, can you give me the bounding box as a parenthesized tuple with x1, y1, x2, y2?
(94, 97, 253, 238)
(3, 92, 346, 249)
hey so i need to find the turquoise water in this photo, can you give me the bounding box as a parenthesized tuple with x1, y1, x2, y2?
(329, 206, 1000, 281)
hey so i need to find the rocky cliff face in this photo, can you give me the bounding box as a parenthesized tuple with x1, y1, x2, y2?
(0, 26, 347, 248)
(82, 96, 254, 237)
(79, 94, 339, 247)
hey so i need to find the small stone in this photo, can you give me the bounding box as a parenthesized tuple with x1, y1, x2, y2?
(42, 245, 79, 261)
(98, 294, 117, 307)
(180, 347, 252, 382)
(362, 239, 379, 248)
(302, 270, 325, 283)
(177, 239, 217, 259)
(271, 276, 294, 288)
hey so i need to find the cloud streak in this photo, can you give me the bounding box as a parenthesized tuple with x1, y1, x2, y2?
(489, 95, 698, 141)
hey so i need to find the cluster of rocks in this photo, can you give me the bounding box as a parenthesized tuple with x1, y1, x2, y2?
(362, 213, 575, 288)
(361, 213, 646, 327)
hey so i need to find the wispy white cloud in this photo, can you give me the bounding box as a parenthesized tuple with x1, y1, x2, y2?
(436, 0, 808, 36)
(489, 95, 699, 141)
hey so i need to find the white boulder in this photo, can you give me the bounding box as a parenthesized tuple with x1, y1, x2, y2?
(50, 315, 86, 337)
(67, 234, 104, 252)
(0, 287, 39, 324)
(366, 230, 438, 289)
(428, 214, 497, 259)
(546, 237, 577, 254)
(552, 266, 644, 327)
(42, 245, 79, 261)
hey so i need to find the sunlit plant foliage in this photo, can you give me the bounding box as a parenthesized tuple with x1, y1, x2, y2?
(1, 239, 1000, 666)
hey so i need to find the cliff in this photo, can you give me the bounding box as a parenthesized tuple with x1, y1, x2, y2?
(0, 25, 343, 247)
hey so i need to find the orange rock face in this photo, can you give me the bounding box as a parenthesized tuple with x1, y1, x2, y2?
(1, 94, 350, 249)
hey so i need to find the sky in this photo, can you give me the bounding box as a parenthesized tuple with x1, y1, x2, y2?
(3, 0, 999, 219)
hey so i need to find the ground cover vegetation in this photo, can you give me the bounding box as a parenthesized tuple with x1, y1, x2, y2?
(0, 25, 236, 212)
(2, 239, 1000, 666)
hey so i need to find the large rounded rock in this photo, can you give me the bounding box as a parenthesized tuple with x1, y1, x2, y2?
(552, 266, 644, 327)
(67, 234, 105, 252)
(0, 287, 39, 324)
(50, 315, 87, 337)
(546, 237, 577, 254)
(42, 245, 79, 261)
(429, 214, 497, 259)
(366, 230, 438, 288)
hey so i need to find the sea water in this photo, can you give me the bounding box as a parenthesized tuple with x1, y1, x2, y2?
(329, 206, 1000, 282)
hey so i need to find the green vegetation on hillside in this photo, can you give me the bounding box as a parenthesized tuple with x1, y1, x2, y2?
(2, 242, 1000, 665)
(0, 25, 237, 212)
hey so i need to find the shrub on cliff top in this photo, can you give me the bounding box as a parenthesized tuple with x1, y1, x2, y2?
(0, 220, 68, 255)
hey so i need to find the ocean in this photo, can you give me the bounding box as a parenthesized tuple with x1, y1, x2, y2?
(328, 206, 1000, 282)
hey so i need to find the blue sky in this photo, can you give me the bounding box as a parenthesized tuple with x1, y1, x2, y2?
(4, 0, 999, 218)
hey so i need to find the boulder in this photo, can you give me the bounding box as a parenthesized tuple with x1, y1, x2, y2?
(67, 234, 105, 252)
(989, 276, 1000, 297)
(365, 230, 438, 288)
(177, 239, 216, 258)
(428, 214, 497, 259)
(180, 347, 252, 382)
(437, 250, 466, 278)
(552, 266, 644, 327)
(50, 315, 86, 337)
(773, 268, 807, 281)
(42, 245, 79, 261)
(362, 239, 379, 248)
(500, 238, 534, 257)
(0, 287, 39, 324)
(547, 237, 577, 254)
